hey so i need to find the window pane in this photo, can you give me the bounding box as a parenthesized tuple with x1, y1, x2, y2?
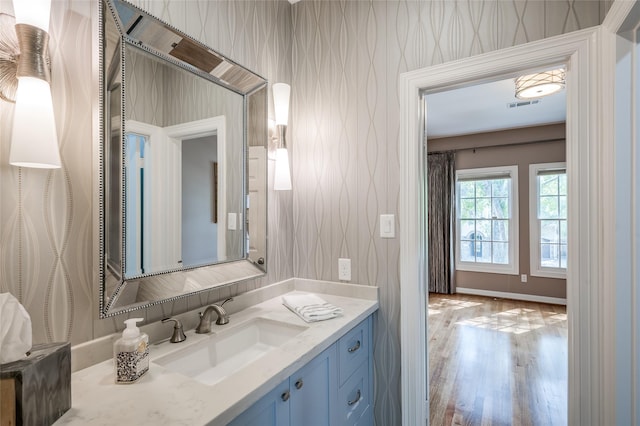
(460, 241, 475, 262)
(476, 180, 491, 197)
(456, 168, 516, 272)
(476, 220, 491, 239)
(541, 244, 559, 267)
(541, 220, 560, 243)
(477, 242, 492, 263)
(460, 198, 475, 218)
(492, 242, 509, 264)
(460, 220, 475, 239)
(492, 197, 508, 218)
(459, 181, 475, 198)
(539, 195, 559, 218)
(559, 195, 567, 218)
(492, 220, 509, 241)
(476, 198, 491, 218)
(558, 174, 567, 196)
(492, 179, 509, 197)
(534, 168, 567, 272)
(540, 175, 559, 196)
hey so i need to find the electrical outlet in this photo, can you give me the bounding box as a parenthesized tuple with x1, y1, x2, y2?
(338, 258, 351, 281)
(521, 274, 528, 283)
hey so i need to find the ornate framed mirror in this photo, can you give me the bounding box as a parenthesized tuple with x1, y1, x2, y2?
(99, 0, 268, 317)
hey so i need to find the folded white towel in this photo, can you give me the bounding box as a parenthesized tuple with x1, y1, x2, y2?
(282, 293, 343, 323)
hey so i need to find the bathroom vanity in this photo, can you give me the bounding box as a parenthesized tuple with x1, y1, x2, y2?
(228, 315, 373, 426)
(55, 279, 378, 425)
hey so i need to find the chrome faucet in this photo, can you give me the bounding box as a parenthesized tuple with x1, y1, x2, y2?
(195, 298, 233, 333)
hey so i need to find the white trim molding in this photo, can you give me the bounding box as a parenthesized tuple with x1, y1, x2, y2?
(400, 27, 611, 425)
(165, 116, 227, 259)
(456, 287, 567, 306)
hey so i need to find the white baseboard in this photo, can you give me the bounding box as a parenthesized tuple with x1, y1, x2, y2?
(455, 287, 567, 306)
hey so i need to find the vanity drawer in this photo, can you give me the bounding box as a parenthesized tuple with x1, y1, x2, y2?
(338, 316, 370, 385)
(337, 361, 370, 425)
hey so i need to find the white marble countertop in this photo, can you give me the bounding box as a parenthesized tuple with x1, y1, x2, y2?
(55, 280, 378, 426)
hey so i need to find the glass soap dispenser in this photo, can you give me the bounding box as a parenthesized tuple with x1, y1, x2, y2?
(114, 318, 149, 384)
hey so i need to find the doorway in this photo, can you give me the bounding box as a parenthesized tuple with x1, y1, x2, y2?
(423, 72, 569, 423)
(398, 27, 607, 425)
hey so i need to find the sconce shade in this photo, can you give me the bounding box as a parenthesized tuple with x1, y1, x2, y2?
(273, 83, 290, 126)
(515, 68, 565, 99)
(9, 76, 61, 168)
(13, 0, 52, 32)
(3, 0, 60, 169)
(274, 148, 292, 191)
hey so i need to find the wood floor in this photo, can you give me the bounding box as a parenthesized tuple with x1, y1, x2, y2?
(428, 293, 567, 426)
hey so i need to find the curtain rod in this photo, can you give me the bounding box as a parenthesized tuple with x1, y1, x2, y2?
(426, 137, 565, 155)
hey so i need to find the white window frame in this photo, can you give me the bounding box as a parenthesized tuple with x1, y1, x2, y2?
(455, 165, 519, 275)
(529, 162, 567, 279)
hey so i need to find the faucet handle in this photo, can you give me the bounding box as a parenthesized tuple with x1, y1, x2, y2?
(162, 317, 187, 343)
(211, 298, 233, 326)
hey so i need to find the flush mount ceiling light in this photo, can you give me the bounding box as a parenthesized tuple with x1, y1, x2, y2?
(515, 68, 565, 100)
(0, 0, 61, 169)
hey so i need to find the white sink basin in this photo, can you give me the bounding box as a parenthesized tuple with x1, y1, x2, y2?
(154, 318, 307, 386)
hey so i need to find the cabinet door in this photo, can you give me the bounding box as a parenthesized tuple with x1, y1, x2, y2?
(227, 378, 290, 426)
(289, 345, 338, 426)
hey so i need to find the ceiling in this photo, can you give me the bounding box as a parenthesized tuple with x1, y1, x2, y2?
(425, 77, 566, 139)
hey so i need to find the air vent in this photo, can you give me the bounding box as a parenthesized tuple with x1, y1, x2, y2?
(507, 99, 541, 109)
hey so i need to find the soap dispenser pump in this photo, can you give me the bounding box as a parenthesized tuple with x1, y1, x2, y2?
(114, 318, 149, 384)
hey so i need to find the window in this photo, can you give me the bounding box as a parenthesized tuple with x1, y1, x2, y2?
(530, 162, 567, 279)
(455, 165, 519, 275)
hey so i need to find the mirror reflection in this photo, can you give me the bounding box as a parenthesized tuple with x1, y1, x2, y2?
(122, 45, 244, 278)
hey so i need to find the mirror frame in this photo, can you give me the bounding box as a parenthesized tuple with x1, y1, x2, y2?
(98, 0, 268, 318)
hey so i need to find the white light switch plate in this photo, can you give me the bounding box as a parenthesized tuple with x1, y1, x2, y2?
(380, 214, 395, 238)
(228, 213, 237, 230)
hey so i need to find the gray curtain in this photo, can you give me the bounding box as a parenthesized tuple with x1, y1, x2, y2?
(427, 152, 455, 294)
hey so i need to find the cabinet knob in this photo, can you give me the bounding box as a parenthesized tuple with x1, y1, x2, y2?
(347, 340, 361, 353)
(281, 391, 290, 402)
(295, 379, 303, 389)
(347, 389, 362, 406)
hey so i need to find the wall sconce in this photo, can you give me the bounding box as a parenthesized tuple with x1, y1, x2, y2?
(0, 0, 61, 168)
(515, 68, 565, 100)
(271, 82, 291, 191)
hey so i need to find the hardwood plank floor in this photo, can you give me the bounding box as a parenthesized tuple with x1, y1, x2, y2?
(428, 293, 567, 426)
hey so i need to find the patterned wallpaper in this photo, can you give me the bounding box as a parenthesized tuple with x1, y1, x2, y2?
(0, 0, 609, 424)
(289, 1, 608, 424)
(0, 0, 293, 342)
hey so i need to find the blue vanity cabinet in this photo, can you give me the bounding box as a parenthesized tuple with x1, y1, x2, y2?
(336, 315, 373, 425)
(227, 379, 291, 426)
(228, 314, 373, 426)
(227, 346, 336, 426)
(289, 343, 338, 426)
